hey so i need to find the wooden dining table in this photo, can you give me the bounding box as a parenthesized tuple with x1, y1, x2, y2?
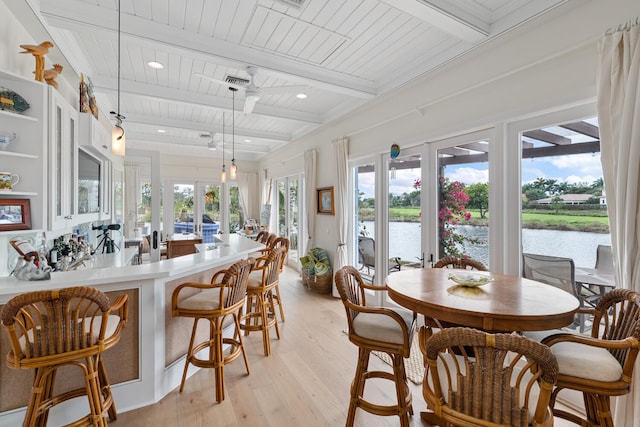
(385, 268, 580, 333)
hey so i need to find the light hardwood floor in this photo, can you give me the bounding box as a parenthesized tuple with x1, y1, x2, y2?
(110, 266, 577, 427)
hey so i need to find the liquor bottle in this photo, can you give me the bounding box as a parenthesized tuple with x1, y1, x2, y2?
(10, 239, 39, 261)
(37, 232, 50, 267)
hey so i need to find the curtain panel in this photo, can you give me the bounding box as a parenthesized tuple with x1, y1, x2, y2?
(124, 163, 140, 238)
(303, 149, 317, 258)
(597, 17, 640, 424)
(332, 138, 349, 297)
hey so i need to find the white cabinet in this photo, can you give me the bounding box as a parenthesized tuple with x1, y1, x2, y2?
(79, 112, 111, 157)
(48, 87, 79, 230)
(0, 71, 47, 230)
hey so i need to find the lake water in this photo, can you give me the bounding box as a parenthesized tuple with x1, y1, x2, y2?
(362, 221, 611, 269)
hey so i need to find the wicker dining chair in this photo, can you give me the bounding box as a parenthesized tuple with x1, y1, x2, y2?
(334, 265, 416, 427)
(421, 327, 558, 427)
(432, 256, 488, 271)
(241, 246, 286, 356)
(249, 236, 289, 322)
(539, 288, 640, 427)
(1, 286, 128, 427)
(172, 258, 252, 402)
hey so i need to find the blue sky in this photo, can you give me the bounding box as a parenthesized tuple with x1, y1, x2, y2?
(358, 152, 603, 198)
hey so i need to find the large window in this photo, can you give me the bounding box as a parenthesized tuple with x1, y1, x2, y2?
(520, 117, 609, 268)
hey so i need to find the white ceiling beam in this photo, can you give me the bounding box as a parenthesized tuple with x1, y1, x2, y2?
(123, 113, 291, 143)
(379, 0, 489, 43)
(39, 0, 377, 99)
(92, 76, 323, 126)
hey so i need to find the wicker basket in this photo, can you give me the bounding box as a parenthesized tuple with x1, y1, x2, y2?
(302, 270, 332, 294)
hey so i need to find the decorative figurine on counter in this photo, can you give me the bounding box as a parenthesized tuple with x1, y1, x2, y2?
(43, 64, 63, 89)
(19, 41, 54, 82)
(9, 238, 51, 280)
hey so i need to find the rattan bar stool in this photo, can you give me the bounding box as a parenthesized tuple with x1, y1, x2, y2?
(249, 236, 289, 322)
(171, 258, 252, 402)
(1, 286, 128, 427)
(241, 246, 286, 356)
(334, 265, 416, 427)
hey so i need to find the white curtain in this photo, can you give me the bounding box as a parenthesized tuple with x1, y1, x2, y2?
(124, 163, 140, 238)
(332, 138, 349, 297)
(302, 149, 317, 257)
(597, 17, 640, 425)
(236, 172, 259, 221)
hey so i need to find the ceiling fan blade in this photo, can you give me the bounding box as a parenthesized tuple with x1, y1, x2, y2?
(259, 85, 309, 95)
(194, 73, 244, 91)
(244, 95, 259, 114)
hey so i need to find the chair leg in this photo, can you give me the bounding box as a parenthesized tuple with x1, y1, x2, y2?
(180, 319, 199, 392)
(274, 284, 285, 322)
(392, 354, 412, 426)
(233, 312, 251, 375)
(97, 357, 117, 421)
(585, 393, 613, 427)
(213, 318, 225, 403)
(267, 290, 281, 339)
(259, 293, 272, 356)
(347, 348, 370, 427)
(85, 356, 108, 427)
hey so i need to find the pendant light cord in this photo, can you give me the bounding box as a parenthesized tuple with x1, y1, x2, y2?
(117, 0, 121, 118)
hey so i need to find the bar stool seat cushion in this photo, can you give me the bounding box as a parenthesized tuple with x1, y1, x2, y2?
(550, 342, 622, 382)
(352, 308, 414, 345)
(178, 289, 225, 311)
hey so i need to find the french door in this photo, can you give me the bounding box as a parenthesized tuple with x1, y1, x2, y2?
(275, 175, 301, 268)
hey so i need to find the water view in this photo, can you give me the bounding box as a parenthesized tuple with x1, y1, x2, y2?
(362, 221, 611, 269)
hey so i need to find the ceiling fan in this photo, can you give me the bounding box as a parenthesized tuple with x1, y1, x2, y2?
(196, 65, 308, 114)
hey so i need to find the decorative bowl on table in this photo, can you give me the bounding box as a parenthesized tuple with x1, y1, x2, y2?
(448, 272, 493, 287)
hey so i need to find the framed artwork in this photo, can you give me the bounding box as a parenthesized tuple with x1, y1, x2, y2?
(317, 187, 335, 215)
(0, 198, 31, 231)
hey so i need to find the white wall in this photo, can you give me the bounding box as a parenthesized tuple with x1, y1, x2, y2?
(257, 0, 640, 266)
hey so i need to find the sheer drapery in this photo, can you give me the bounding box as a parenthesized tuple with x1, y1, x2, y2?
(237, 172, 259, 221)
(124, 163, 140, 238)
(302, 149, 316, 258)
(597, 17, 640, 424)
(332, 138, 349, 297)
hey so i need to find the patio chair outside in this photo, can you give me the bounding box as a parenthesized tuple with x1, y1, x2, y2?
(357, 236, 400, 282)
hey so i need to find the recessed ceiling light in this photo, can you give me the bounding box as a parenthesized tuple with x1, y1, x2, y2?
(296, 93, 307, 99)
(148, 61, 164, 69)
(157, 129, 166, 133)
(244, 139, 251, 143)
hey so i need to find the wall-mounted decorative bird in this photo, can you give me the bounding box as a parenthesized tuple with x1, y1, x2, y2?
(19, 41, 54, 82)
(43, 64, 63, 89)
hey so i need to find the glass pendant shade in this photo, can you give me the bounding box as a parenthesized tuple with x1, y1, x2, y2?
(112, 124, 125, 156)
(230, 161, 237, 180)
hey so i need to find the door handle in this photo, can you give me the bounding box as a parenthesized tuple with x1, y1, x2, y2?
(153, 231, 158, 249)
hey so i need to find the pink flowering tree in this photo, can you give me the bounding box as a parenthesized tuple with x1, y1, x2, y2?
(415, 178, 478, 258)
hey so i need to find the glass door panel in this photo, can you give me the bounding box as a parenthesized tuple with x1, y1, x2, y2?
(198, 183, 220, 242)
(435, 138, 490, 267)
(276, 175, 301, 268)
(173, 183, 195, 236)
(387, 151, 422, 275)
(354, 161, 376, 281)
(229, 185, 243, 233)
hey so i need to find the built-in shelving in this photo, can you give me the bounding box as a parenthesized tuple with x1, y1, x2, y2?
(0, 109, 38, 122)
(0, 151, 38, 159)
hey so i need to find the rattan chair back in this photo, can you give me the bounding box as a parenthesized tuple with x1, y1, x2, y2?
(1, 286, 128, 426)
(422, 327, 558, 427)
(433, 256, 487, 271)
(541, 288, 640, 426)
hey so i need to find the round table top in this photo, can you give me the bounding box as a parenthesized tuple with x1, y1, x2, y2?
(385, 268, 580, 332)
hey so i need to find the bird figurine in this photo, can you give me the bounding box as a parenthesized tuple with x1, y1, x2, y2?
(42, 64, 63, 89)
(19, 41, 54, 82)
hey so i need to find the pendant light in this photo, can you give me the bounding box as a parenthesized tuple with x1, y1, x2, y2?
(229, 87, 238, 180)
(221, 112, 227, 183)
(111, 0, 126, 156)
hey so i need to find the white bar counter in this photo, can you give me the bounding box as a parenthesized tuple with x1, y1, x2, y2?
(0, 234, 264, 425)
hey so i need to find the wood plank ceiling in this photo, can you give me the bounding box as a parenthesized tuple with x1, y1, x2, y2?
(31, 0, 570, 160)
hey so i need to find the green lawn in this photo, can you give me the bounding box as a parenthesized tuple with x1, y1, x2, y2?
(375, 206, 610, 233)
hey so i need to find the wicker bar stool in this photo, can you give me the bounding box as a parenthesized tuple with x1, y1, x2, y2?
(1, 286, 128, 427)
(171, 258, 252, 402)
(241, 246, 286, 356)
(334, 265, 416, 427)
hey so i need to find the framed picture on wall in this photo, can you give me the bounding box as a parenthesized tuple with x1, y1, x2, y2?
(0, 198, 31, 231)
(317, 187, 335, 215)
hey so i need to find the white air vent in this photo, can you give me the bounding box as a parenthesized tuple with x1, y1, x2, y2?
(224, 75, 250, 87)
(273, 0, 305, 9)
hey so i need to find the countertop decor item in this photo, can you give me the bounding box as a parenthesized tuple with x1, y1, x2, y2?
(0, 87, 30, 113)
(0, 132, 16, 150)
(448, 272, 493, 287)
